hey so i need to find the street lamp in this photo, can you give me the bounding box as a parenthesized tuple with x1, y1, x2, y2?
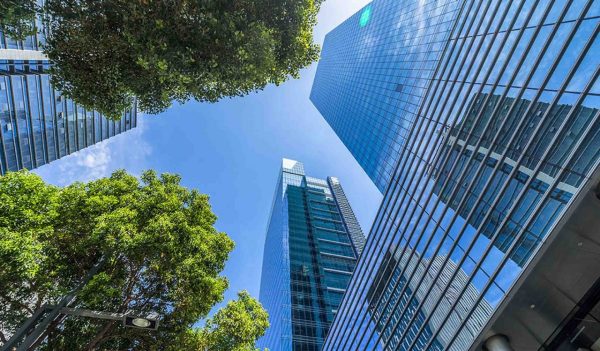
(58, 307, 159, 330)
(1, 257, 160, 351)
(1, 307, 160, 351)
(124, 315, 159, 330)
(131, 318, 151, 328)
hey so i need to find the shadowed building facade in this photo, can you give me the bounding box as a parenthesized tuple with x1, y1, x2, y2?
(312, 0, 600, 350)
(257, 159, 365, 351)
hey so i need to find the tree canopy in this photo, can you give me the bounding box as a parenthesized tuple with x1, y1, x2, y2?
(170, 291, 270, 351)
(0, 0, 37, 40)
(0, 170, 268, 350)
(43, 0, 323, 119)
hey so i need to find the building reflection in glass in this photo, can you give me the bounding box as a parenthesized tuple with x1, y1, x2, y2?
(320, 1, 600, 349)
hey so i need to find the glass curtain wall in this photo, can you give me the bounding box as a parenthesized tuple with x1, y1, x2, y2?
(0, 60, 137, 174)
(310, 0, 461, 192)
(258, 160, 366, 351)
(323, 0, 600, 350)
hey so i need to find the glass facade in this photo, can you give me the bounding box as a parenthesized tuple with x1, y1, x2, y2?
(310, 0, 461, 192)
(0, 5, 46, 52)
(0, 7, 136, 175)
(0, 60, 137, 174)
(366, 247, 494, 350)
(316, 0, 600, 350)
(257, 159, 366, 351)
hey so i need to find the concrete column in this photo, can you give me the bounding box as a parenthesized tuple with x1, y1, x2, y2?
(484, 334, 514, 351)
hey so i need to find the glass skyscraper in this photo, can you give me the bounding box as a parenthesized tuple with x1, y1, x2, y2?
(0, 25, 137, 174)
(310, 0, 461, 192)
(257, 159, 365, 351)
(312, 0, 600, 350)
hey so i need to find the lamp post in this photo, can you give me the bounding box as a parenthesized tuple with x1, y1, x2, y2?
(1, 307, 160, 351)
(60, 308, 159, 330)
(2, 257, 108, 351)
(1, 257, 159, 351)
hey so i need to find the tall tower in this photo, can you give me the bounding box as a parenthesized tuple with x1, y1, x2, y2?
(312, 0, 600, 350)
(0, 18, 137, 174)
(310, 0, 460, 192)
(257, 159, 365, 351)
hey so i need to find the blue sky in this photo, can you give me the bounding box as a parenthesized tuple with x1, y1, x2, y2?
(34, 0, 379, 311)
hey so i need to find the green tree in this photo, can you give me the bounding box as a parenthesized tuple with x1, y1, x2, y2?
(0, 0, 38, 40)
(43, 0, 322, 119)
(0, 170, 268, 350)
(170, 291, 269, 351)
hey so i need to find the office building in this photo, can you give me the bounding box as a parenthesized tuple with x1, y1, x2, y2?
(431, 92, 598, 267)
(367, 248, 494, 351)
(314, 0, 600, 350)
(310, 0, 461, 192)
(0, 26, 137, 174)
(257, 159, 365, 351)
(0, 9, 46, 53)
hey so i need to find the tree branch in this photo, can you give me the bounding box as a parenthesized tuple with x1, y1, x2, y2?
(0, 292, 34, 315)
(86, 320, 116, 351)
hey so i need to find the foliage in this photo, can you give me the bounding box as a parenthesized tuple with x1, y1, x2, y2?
(170, 291, 269, 351)
(43, 0, 323, 119)
(0, 170, 267, 350)
(0, 171, 59, 346)
(0, 0, 38, 40)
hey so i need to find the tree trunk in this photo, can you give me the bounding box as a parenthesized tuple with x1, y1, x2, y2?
(86, 320, 116, 351)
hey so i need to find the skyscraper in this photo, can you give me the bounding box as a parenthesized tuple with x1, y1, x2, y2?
(257, 159, 365, 351)
(366, 247, 494, 351)
(0, 19, 137, 174)
(312, 0, 600, 350)
(310, 0, 461, 192)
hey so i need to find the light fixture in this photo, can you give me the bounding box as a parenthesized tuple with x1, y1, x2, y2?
(123, 315, 159, 330)
(132, 318, 151, 328)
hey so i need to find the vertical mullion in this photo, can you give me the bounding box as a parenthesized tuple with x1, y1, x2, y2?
(52, 88, 60, 160)
(0, 75, 8, 174)
(377, 0, 527, 347)
(328, 2, 473, 350)
(447, 79, 600, 350)
(420, 7, 596, 351)
(23, 74, 37, 169)
(74, 103, 80, 151)
(325, 0, 475, 348)
(38, 74, 49, 165)
(8, 75, 23, 170)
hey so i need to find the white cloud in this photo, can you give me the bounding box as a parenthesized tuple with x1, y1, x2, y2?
(34, 116, 152, 186)
(71, 142, 111, 178)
